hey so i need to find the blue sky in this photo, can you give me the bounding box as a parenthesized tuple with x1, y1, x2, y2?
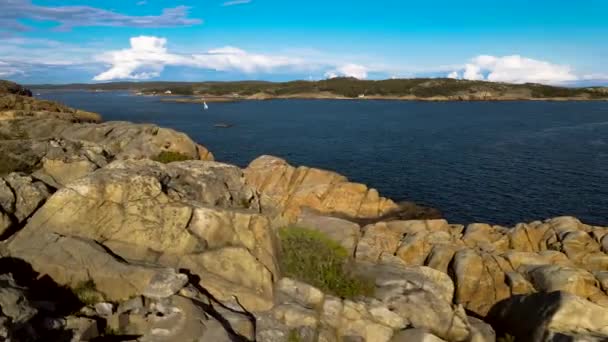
(1, 0, 607, 84)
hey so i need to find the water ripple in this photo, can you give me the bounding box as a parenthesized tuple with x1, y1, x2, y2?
(35, 91, 608, 226)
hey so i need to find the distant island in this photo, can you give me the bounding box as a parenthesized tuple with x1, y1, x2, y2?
(30, 77, 608, 102)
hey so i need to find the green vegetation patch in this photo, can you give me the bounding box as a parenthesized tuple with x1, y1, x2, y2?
(278, 226, 374, 299)
(72, 279, 103, 305)
(529, 84, 588, 98)
(144, 86, 194, 95)
(30, 79, 608, 100)
(152, 151, 192, 163)
(287, 329, 301, 342)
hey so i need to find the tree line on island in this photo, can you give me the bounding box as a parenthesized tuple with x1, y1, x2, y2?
(30, 77, 608, 100)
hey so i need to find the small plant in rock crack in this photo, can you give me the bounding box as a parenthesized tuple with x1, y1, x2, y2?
(152, 151, 192, 164)
(72, 279, 103, 305)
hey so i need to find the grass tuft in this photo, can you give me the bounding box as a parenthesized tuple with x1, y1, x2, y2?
(152, 151, 192, 164)
(72, 279, 102, 305)
(287, 329, 301, 342)
(278, 226, 374, 299)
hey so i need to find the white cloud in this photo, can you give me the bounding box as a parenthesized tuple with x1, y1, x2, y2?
(93, 36, 308, 81)
(462, 63, 484, 81)
(0, 38, 99, 70)
(324, 71, 338, 79)
(0, 0, 201, 32)
(4, 33, 602, 86)
(582, 73, 608, 81)
(449, 55, 578, 84)
(324, 64, 368, 79)
(222, 0, 252, 6)
(0, 60, 24, 77)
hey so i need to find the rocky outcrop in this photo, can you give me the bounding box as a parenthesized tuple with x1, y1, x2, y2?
(0, 138, 109, 181)
(0, 268, 253, 342)
(349, 217, 608, 318)
(0, 173, 51, 239)
(0, 96, 214, 178)
(244, 155, 439, 224)
(0, 266, 107, 342)
(0, 94, 100, 123)
(296, 209, 362, 256)
(244, 155, 397, 221)
(1, 116, 213, 165)
(1, 80, 607, 341)
(278, 212, 608, 341)
(257, 265, 475, 342)
(0, 274, 37, 335)
(6, 159, 274, 312)
(488, 291, 608, 341)
(0, 80, 32, 97)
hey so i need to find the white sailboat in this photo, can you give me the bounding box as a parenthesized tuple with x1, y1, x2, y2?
(203, 101, 209, 110)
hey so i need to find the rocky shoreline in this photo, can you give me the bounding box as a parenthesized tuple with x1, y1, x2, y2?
(1, 79, 608, 342)
(32, 78, 608, 103)
(151, 92, 608, 104)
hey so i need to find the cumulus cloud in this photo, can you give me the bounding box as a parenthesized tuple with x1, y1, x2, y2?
(324, 71, 338, 79)
(222, 0, 252, 6)
(447, 71, 459, 79)
(447, 55, 578, 84)
(93, 36, 307, 81)
(324, 64, 368, 79)
(0, 0, 201, 31)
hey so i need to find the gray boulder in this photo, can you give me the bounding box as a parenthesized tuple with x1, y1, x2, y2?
(296, 209, 361, 256)
(0, 274, 37, 325)
(0, 173, 51, 239)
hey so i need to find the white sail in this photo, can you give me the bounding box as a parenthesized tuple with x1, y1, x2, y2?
(203, 101, 209, 110)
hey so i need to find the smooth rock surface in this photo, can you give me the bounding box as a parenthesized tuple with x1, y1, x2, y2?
(244, 155, 397, 221)
(296, 209, 361, 255)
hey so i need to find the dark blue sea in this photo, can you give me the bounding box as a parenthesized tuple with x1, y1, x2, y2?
(35, 90, 608, 226)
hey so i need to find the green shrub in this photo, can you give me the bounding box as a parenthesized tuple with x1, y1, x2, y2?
(278, 226, 374, 299)
(287, 329, 301, 342)
(152, 151, 192, 164)
(72, 280, 102, 305)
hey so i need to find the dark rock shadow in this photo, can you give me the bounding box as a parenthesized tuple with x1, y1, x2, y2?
(0, 257, 83, 316)
(0, 257, 82, 341)
(301, 201, 442, 227)
(353, 201, 442, 226)
(485, 292, 564, 342)
(179, 268, 255, 342)
(90, 333, 142, 342)
(0, 257, 145, 342)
